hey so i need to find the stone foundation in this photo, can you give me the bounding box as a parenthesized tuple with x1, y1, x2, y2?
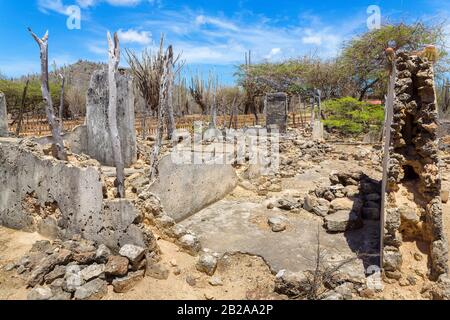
(383, 52, 448, 280)
(0, 139, 155, 251)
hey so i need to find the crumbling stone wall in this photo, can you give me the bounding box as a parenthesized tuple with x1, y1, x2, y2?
(266, 93, 288, 133)
(0, 92, 8, 137)
(383, 52, 448, 280)
(35, 125, 88, 156)
(0, 139, 155, 251)
(86, 69, 137, 167)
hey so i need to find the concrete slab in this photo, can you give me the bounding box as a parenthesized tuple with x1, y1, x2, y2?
(180, 200, 380, 280)
(148, 155, 238, 222)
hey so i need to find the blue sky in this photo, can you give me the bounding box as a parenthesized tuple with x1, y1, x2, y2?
(0, 0, 449, 84)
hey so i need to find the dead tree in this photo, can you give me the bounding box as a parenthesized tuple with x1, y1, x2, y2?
(293, 225, 359, 300)
(149, 45, 171, 183)
(126, 37, 165, 139)
(228, 97, 238, 129)
(107, 31, 125, 198)
(189, 74, 211, 115)
(165, 45, 176, 140)
(28, 28, 67, 161)
(59, 72, 65, 131)
(242, 50, 259, 125)
(15, 78, 30, 136)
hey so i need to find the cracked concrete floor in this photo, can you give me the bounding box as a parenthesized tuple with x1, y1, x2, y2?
(180, 162, 382, 282)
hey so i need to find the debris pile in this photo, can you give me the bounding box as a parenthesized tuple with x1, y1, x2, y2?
(8, 238, 160, 300)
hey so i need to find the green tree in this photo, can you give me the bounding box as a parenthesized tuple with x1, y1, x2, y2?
(341, 22, 448, 101)
(322, 97, 385, 135)
(0, 79, 62, 115)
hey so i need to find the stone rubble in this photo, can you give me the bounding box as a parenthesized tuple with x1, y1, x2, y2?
(6, 237, 164, 300)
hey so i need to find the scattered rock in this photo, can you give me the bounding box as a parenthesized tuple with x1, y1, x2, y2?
(74, 278, 108, 300)
(64, 265, 85, 293)
(334, 283, 354, 300)
(95, 244, 111, 264)
(112, 270, 145, 293)
(186, 275, 197, 287)
(30, 240, 53, 253)
(50, 288, 72, 300)
(119, 244, 146, 265)
(44, 265, 66, 284)
(209, 276, 223, 286)
(105, 256, 129, 277)
(324, 210, 363, 232)
(4, 263, 15, 272)
(27, 286, 53, 301)
(179, 234, 201, 255)
(80, 264, 105, 282)
(146, 261, 170, 280)
(322, 292, 343, 300)
(268, 217, 287, 232)
(196, 253, 218, 276)
(274, 270, 311, 297)
(27, 249, 73, 287)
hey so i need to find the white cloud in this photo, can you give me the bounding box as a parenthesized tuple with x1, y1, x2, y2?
(264, 48, 281, 60)
(195, 15, 239, 31)
(117, 28, 152, 45)
(38, 0, 153, 14)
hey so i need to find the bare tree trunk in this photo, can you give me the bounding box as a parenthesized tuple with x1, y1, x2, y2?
(59, 73, 65, 132)
(210, 94, 217, 129)
(28, 28, 67, 161)
(165, 46, 175, 140)
(142, 110, 147, 140)
(149, 47, 170, 183)
(107, 31, 125, 198)
(16, 79, 29, 137)
(228, 97, 237, 129)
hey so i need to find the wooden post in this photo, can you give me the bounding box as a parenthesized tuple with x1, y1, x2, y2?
(28, 28, 67, 160)
(165, 45, 176, 140)
(149, 44, 171, 183)
(59, 72, 65, 132)
(380, 53, 397, 269)
(107, 31, 125, 198)
(16, 79, 29, 137)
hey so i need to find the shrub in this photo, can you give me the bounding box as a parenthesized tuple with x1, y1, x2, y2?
(322, 97, 384, 135)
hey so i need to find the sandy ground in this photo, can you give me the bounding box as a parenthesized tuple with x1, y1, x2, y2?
(0, 227, 47, 300)
(0, 226, 278, 300)
(0, 142, 448, 300)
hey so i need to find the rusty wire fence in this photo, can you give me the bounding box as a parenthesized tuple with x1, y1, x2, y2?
(8, 112, 311, 138)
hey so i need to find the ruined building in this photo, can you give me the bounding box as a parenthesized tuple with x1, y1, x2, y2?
(383, 52, 448, 280)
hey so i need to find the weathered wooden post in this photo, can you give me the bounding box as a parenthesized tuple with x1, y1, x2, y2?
(0, 92, 8, 137)
(107, 31, 125, 198)
(28, 28, 67, 160)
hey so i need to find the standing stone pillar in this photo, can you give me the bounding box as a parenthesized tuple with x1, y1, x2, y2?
(265, 93, 288, 133)
(0, 92, 8, 137)
(383, 52, 448, 280)
(86, 69, 137, 167)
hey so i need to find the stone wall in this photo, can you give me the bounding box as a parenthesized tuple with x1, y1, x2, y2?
(0, 139, 153, 251)
(35, 125, 88, 156)
(383, 52, 448, 280)
(86, 69, 137, 167)
(0, 92, 8, 137)
(266, 93, 288, 133)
